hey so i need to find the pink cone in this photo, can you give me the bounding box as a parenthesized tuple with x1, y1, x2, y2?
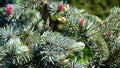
(79, 17, 85, 27)
(57, 3, 64, 12)
(5, 4, 12, 16)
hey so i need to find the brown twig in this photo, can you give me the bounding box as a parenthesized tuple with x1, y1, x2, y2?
(41, 0, 50, 27)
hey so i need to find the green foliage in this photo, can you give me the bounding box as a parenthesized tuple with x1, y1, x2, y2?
(0, 0, 119, 68)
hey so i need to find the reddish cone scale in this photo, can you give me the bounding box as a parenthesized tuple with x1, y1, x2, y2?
(5, 4, 12, 16)
(79, 17, 85, 27)
(57, 3, 64, 12)
(105, 31, 112, 36)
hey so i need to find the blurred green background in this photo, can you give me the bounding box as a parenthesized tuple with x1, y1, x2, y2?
(69, 0, 120, 18)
